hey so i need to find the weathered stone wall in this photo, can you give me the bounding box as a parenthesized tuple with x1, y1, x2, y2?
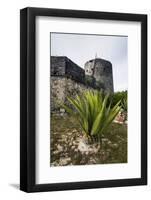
(51, 77, 66, 112)
(51, 76, 96, 112)
(51, 56, 114, 112)
(51, 56, 85, 84)
(51, 56, 66, 76)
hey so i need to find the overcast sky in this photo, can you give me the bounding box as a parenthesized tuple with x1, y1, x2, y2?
(51, 33, 128, 92)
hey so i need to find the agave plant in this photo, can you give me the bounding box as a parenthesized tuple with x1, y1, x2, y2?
(62, 91, 121, 140)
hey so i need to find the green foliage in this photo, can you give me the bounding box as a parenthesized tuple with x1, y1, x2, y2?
(107, 91, 127, 122)
(62, 91, 122, 139)
(121, 97, 127, 112)
(109, 91, 127, 109)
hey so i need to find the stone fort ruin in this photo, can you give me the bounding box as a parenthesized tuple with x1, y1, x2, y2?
(51, 56, 114, 112)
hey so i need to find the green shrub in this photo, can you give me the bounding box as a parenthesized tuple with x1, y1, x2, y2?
(121, 97, 127, 112)
(109, 91, 127, 108)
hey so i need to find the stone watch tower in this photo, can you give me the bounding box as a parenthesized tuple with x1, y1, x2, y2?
(84, 57, 114, 93)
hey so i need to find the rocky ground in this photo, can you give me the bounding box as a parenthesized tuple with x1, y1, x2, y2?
(50, 114, 127, 167)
